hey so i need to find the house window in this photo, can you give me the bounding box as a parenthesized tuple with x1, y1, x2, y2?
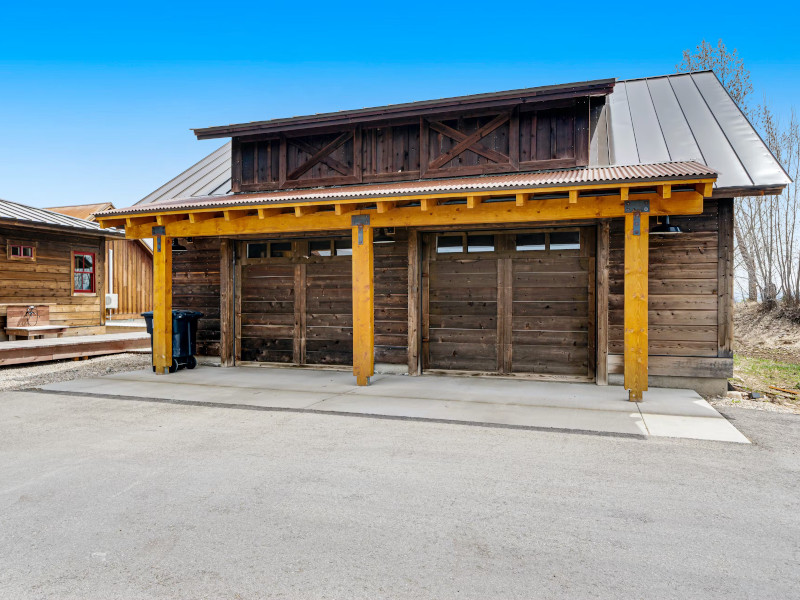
(73, 252, 96, 293)
(8, 243, 35, 260)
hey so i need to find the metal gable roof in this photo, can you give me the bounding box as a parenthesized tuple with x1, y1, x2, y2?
(134, 71, 789, 210)
(594, 71, 791, 192)
(0, 198, 122, 235)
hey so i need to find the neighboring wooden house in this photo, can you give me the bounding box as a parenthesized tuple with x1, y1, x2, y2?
(0, 199, 124, 338)
(96, 71, 791, 400)
(47, 203, 153, 319)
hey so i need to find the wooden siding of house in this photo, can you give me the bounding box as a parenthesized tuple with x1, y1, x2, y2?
(105, 239, 153, 319)
(605, 199, 733, 379)
(171, 238, 221, 356)
(0, 226, 105, 331)
(233, 98, 592, 193)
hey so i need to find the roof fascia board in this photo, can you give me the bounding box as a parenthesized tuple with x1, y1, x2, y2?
(193, 79, 616, 140)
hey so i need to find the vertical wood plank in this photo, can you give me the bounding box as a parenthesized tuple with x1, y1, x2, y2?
(294, 241, 308, 365)
(407, 229, 421, 375)
(234, 243, 242, 362)
(624, 213, 649, 401)
(585, 227, 596, 379)
(595, 220, 610, 385)
(420, 235, 431, 371)
(419, 118, 429, 178)
(718, 198, 734, 358)
(231, 139, 242, 194)
(509, 107, 520, 170)
(353, 126, 363, 183)
(153, 235, 173, 374)
(219, 238, 234, 366)
(499, 255, 513, 373)
(278, 135, 287, 188)
(352, 224, 374, 385)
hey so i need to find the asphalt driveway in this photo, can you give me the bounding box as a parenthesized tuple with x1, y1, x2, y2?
(1, 390, 798, 599)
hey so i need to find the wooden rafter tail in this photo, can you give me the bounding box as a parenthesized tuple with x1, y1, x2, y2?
(376, 201, 396, 214)
(657, 184, 672, 199)
(515, 193, 529, 207)
(620, 187, 629, 202)
(696, 181, 714, 197)
(334, 203, 356, 216)
(569, 190, 578, 204)
(188, 211, 218, 224)
(420, 198, 438, 212)
(257, 207, 281, 219)
(295, 205, 318, 217)
(466, 195, 482, 209)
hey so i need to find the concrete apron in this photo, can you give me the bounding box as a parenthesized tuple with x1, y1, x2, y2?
(38, 366, 749, 444)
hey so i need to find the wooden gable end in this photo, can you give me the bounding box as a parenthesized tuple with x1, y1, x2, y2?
(233, 97, 595, 193)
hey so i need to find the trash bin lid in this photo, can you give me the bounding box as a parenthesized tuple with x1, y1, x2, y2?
(172, 310, 204, 319)
(141, 311, 153, 318)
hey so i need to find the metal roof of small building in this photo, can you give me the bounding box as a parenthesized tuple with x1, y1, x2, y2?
(99, 161, 716, 217)
(46, 202, 115, 221)
(132, 71, 789, 210)
(0, 198, 122, 236)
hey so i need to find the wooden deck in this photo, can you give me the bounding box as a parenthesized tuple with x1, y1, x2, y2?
(0, 332, 150, 366)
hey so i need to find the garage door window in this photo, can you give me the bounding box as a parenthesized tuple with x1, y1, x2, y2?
(466, 234, 494, 253)
(550, 231, 580, 250)
(516, 233, 546, 251)
(437, 235, 464, 254)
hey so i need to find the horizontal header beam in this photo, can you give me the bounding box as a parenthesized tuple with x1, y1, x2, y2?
(113, 188, 707, 240)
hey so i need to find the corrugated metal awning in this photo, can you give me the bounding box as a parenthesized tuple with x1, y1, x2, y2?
(99, 161, 716, 218)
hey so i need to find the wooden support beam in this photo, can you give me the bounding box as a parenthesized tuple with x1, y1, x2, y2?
(623, 211, 648, 401)
(351, 223, 374, 386)
(620, 187, 629, 202)
(219, 239, 234, 367)
(295, 205, 318, 217)
(420, 198, 438, 211)
(569, 190, 578, 204)
(188, 212, 218, 224)
(657, 184, 672, 199)
(257, 207, 281, 219)
(334, 203, 356, 216)
(696, 181, 714, 197)
(466, 195, 482, 209)
(120, 190, 706, 240)
(152, 235, 173, 375)
(376, 201, 396, 214)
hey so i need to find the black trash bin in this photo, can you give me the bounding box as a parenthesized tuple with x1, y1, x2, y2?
(141, 310, 204, 373)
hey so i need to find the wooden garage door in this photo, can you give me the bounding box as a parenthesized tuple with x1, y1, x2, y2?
(237, 238, 353, 366)
(423, 228, 595, 377)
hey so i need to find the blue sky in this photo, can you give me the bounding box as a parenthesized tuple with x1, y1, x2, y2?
(1, 0, 798, 208)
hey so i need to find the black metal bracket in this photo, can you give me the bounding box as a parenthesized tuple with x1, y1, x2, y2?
(624, 200, 649, 236)
(351, 215, 370, 245)
(152, 226, 166, 251)
(624, 200, 650, 213)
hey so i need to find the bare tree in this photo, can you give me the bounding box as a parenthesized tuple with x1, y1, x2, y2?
(677, 40, 759, 301)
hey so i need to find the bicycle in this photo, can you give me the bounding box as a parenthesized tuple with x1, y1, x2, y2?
(23, 305, 39, 327)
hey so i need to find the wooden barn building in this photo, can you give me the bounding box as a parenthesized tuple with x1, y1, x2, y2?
(0, 199, 123, 337)
(47, 203, 154, 319)
(96, 71, 790, 400)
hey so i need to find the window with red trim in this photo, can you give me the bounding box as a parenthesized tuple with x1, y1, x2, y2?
(73, 252, 96, 293)
(9, 244, 35, 260)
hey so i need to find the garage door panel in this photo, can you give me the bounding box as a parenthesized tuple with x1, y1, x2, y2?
(512, 315, 590, 331)
(428, 342, 498, 371)
(512, 330, 588, 346)
(306, 325, 352, 341)
(428, 301, 497, 316)
(430, 287, 498, 302)
(513, 301, 589, 317)
(514, 287, 589, 302)
(512, 257, 590, 273)
(428, 328, 497, 344)
(428, 313, 498, 329)
(513, 271, 589, 288)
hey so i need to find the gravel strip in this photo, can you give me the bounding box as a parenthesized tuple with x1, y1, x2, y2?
(0, 353, 152, 393)
(709, 396, 800, 414)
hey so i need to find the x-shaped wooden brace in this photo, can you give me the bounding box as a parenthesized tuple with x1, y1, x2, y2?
(287, 131, 352, 180)
(427, 112, 511, 170)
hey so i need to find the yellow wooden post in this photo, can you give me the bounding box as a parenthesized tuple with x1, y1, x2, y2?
(351, 218, 374, 386)
(624, 211, 648, 401)
(152, 234, 173, 375)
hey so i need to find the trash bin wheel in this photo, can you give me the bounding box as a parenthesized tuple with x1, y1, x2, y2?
(168, 359, 179, 374)
(187, 356, 198, 370)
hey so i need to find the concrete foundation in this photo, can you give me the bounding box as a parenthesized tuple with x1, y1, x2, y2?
(608, 374, 728, 397)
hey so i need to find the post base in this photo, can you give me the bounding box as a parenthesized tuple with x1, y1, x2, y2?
(628, 390, 644, 402)
(356, 374, 370, 386)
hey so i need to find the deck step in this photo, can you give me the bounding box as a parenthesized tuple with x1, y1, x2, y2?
(0, 332, 151, 366)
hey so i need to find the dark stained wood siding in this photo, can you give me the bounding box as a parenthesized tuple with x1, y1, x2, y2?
(172, 238, 221, 357)
(234, 99, 590, 192)
(239, 261, 295, 363)
(374, 230, 409, 364)
(607, 200, 721, 359)
(0, 226, 106, 331)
